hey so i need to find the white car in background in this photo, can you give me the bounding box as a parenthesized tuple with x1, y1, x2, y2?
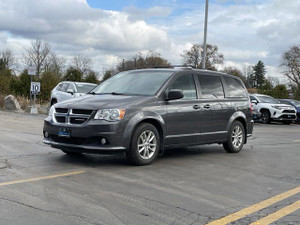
(50, 81, 97, 105)
(250, 94, 297, 124)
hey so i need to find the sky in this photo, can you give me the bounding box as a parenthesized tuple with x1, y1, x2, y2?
(0, 0, 299, 80)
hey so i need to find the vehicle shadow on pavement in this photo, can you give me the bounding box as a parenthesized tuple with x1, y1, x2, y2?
(55, 144, 226, 167)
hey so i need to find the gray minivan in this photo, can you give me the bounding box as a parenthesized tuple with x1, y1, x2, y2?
(43, 68, 254, 165)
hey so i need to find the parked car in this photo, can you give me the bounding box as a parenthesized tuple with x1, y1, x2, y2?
(43, 68, 254, 165)
(50, 81, 97, 105)
(252, 108, 261, 121)
(250, 94, 297, 124)
(278, 99, 300, 123)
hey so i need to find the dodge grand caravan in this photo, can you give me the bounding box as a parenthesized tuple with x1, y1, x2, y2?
(43, 68, 254, 165)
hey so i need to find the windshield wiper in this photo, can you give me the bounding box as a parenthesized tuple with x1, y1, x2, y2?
(111, 92, 125, 95)
(88, 92, 126, 95)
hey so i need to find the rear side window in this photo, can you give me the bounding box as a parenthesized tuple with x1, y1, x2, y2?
(56, 83, 63, 91)
(197, 75, 224, 99)
(169, 74, 197, 100)
(223, 77, 247, 98)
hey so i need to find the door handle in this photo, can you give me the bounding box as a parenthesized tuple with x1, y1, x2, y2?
(193, 105, 201, 110)
(203, 104, 211, 110)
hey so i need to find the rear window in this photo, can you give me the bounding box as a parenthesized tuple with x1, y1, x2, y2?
(223, 77, 247, 98)
(197, 75, 224, 99)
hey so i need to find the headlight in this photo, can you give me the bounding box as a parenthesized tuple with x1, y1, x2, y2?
(48, 105, 55, 117)
(271, 105, 282, 110)
(94, 109, 126, 121)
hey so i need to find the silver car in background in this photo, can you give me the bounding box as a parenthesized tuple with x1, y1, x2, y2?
(50, 81, 97, 105)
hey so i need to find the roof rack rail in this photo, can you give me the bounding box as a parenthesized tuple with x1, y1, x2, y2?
(151, 65, 196, 69)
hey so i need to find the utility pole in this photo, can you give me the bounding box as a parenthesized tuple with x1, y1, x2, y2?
(202, 0, 209, 69)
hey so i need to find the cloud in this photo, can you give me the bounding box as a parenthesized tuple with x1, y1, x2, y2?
(124, 6, 172, 21)
(0, 0, 170, 54)
(0, 0, 299, 79)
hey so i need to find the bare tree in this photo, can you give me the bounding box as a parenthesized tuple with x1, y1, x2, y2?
(44, 53, 66, 79)
(181, 43, 224, 70)
(281, 45, 300, 85)
(0, 49, 16, 69)
(23, 39, 51, 77)
(222, 66, 246, 83)
(116, 51, 170, 72)
(71, 55, 92, 75)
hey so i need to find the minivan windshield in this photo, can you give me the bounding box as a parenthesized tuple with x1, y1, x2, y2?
(258, 96, 280, 104)
(91, 71, 174, 96)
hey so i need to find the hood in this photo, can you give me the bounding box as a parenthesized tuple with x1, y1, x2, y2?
(54, 94, 156, 110)
(271, 104, 296, 109)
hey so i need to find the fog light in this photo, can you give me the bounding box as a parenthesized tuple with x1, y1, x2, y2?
(101, 138, 107, 145)
(44, 132, 49, 138)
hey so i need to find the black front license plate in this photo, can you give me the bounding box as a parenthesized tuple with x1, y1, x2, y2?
(58, 128, 71, 137)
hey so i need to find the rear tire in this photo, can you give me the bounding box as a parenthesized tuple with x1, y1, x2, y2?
(126, 123, 160, 166)
(261, 110, 271, 124)
(223, 121, 245, 153)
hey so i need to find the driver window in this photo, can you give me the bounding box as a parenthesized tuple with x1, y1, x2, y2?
(68, 83, 76, 92)
(169, 75, 197, 100)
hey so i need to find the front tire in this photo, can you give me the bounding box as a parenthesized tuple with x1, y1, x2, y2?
(223, 121, 245, 153)
(126, 123, 160, 166)
(261, 110, 271, 124)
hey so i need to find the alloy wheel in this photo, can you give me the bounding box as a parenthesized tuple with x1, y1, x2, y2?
(231, 125, 243, 149)
(137, 130, 157, 160)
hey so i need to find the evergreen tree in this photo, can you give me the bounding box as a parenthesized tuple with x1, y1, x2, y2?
(252, 61, 266, 88)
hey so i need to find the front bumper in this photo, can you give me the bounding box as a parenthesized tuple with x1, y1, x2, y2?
(272, 114, 297, 121)
(270, 109, 296, 121)
(43, 118, 127, 153)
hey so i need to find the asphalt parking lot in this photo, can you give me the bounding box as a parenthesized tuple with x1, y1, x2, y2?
(0, 111, 299, 225)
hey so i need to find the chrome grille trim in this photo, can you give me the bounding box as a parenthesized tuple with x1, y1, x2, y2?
(53, 108, 93, 125)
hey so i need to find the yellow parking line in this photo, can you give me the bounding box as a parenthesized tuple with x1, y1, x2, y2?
(206, 186, 300, 225)
(0, 170, 86, 187)
(250, 200, 300, 225)
(293, 139, 300, 143)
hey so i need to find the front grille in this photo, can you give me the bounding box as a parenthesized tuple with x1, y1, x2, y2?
(280, 115, 296, 119)
(56, 108, 68, 113)
(55, 116, 66, 123)
(53, 108, 93, 125)
(72, 109, 93, 115)
(70, 117, 88, 124)
(283, 110, 295, 113)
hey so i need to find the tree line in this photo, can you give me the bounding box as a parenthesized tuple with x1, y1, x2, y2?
(0, 39, 300, 102)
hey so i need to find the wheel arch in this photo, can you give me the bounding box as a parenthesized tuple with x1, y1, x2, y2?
(50, 98, 57, 106)
(260, 108, 270, 114)
(123, 113, 166, 151)
(227, 111, 248, 143)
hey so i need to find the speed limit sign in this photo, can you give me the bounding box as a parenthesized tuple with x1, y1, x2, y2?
(31, 82, 41, 95)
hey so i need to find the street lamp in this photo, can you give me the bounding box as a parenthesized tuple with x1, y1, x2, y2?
(202, 0, 209, 69)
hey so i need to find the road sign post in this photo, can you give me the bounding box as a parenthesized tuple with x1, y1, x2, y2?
(27, 66, 39, 114)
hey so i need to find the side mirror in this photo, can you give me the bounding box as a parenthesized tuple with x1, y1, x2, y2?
(67, 89, 74, 95)
(166, 89, 184, 101)
(251, 99, 258, 105)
